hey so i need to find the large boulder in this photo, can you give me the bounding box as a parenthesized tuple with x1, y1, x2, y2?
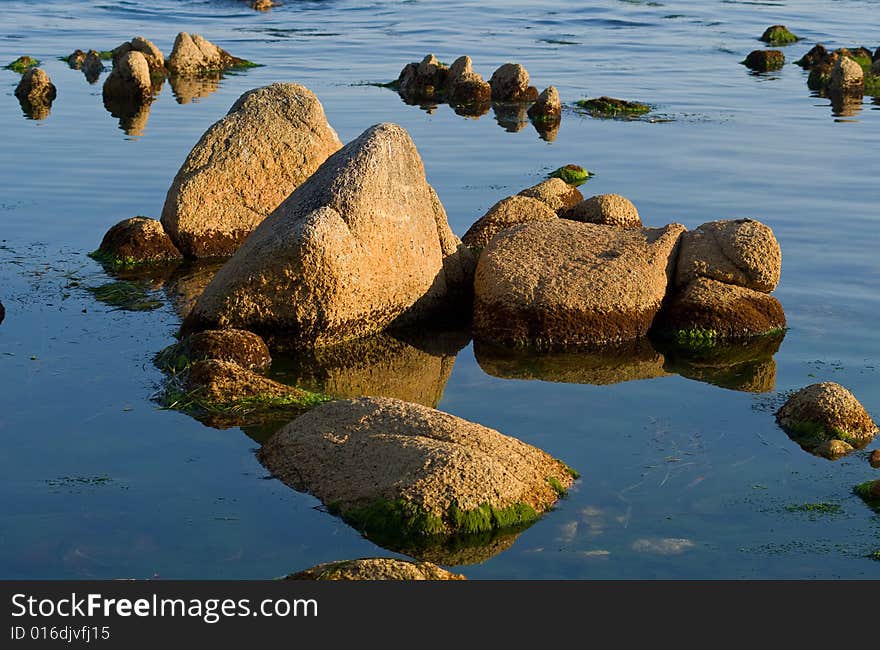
(473, 220, 685, 348)
(160, 83, 342, 258)
(102, 50, 152, 105)
(462, 195, 558, 249)
(653, 277, 786, 340)
(517, 178, 583, 214)
(166, 32, 247, 75)
(285, 558, 465, 581)
(675, 219, 781, 293)
(112, 36, 165, 74)
(258, 396, 576, 541)
(563, 194, 642, 228)
(93, 217, 182, 265)
(776, 382, 877, 450)
(182, 123, 474, 346)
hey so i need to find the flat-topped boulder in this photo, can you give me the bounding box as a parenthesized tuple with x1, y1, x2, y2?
(285, 558, 465, 581)
(462, 195, 558, 250)
(161, 83, 342, 258)
(182, 123, 474, 346)
(259, 396, 576, 543)
(166, 32, 251, 75)
(473, 220, 685, 348)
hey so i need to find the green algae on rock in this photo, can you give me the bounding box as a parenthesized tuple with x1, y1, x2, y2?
(743, 49, 785, 72)
(760, 25, 800, 46)
(575, 96, 650, 118)
(854, 479, 880, 511)
(5, 56, 39, 73)
(548, 164, 591, 185)
(91, 217, 182, 268)
(155, 329, 272, 373)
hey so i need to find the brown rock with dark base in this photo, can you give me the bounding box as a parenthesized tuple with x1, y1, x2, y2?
(474, 220, 686, 348)
(185, 359, 298, 404)
(286, 558, 465, 581)
(183, 123, 475, 346)
(177, 329, 272, 370)
(743, 50, 785, 72)
(777, 382, 878, 450)
(397, 54, 448, 101)
(67, 49, 86, 68)
(797, 43, 829, 69)
(654, 277, 785, 339)
(112, 36, 165, 74)
(870, 449, 880, 468)
(167, 32, 244, 75)
(829, 55, 864, 94)
(15, 68, 57, 116)
(563, 194, 642, 228)
(444, 55, 491, 105)
(102, 50, 152, 104)
(675, 219, 781, 293)
(160, 83, 342, 258)
(489, 63, 537, 101)
(462, 195, 558, 249)
(527, 86, 562, 122)
(96, 217, 182, 264)
(517, 178, 583, 214)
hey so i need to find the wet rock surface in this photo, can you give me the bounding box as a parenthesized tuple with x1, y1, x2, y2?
(159, 329, 272, 372)
(285, 558, 466, 580)
(93, 217, 182, 266)
(777, 382, 878, 452)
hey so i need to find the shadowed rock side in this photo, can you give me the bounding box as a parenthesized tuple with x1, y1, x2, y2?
(474, 338, 669, 385)
(162, 261, 224, 320)
(655, 331, 784, 393)
(15, 68, 56, 119)
(93, 217, 182, 266)
(743, 50, 785, 72)
(183, 123, 475, 346)
(161, 83, 342, 258)
(157, 329, 272, 372)
(285, 558, 465, 581)
(271, 328, 470, 408)
(258, 397, 576, 561)
(473, 220, 685, 349)
(776, 382, 878, 459)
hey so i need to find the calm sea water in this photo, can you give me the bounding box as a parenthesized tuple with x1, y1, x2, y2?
(1, 0, 878, 579)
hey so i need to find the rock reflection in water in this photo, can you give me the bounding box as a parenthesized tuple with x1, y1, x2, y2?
(169, 73, 221, 104)
(367, 525, 526, 567)
(162, 260, 224, 320)
(492, 102, 529, 132)
(103, 97, 152, 136)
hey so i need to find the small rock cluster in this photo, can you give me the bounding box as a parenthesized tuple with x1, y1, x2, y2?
(797, 43, 879, 99)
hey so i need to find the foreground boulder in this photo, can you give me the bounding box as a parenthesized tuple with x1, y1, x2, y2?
(517, 178, 583, 214)
(462, 195, 557, 249)
(473, 220, 685, 348)
(158, 329, 271, 372)
(563, 194, 642, 228)
(653, 278, 786, 341)
(259, 396, 576, 542)
(489, 63, 537, 102)
(161, 83, 342, 258)
(167, 32, 251, 75)
(102, 50, 152, 105)
(112, 36, 165, 74)
(776, 382, 877, 452)
(675, 219, 780, 293)
(14, 68, 56, 118)
(92, 217, 182, 266)
(183, 123, 474, 346)
(285, 558, 465, 581)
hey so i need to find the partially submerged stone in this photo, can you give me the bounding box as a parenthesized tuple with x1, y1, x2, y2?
(397, 54, 448, 102)
(575, 96, 650, 118)
(161, 83, 342, 258)
(167, 32, 253, 75)
(869, 449, 880, 468)
(675, 219, 781, 293)
(285, 558, 465, 581)
(249, 0, 275, 10)
(444, 55, 491, 106)
(743, 50, 785, 72)
(489, 63, 537, 102)
(814, 439, 854, 461)
(760, 25, 800, 46)
(796, 44, 829, 69)
(5, 56, 39, 73)
(855, 479, 880, 511)
(92, 217, 182, 266)
(112, 36, 165, 74)
(829, 55, 864, 94)
(776, 382, 878, 450)
(258, 396, 577, 544)
(527, 86, 562, 123)
(461, 195, 558, 250)
(102, 50, 153, 105)
(517, 178, 583, 214)
(473, 220, 686, 348)
(66, 49, 86, 68)
(14, 68, 56, 118)
(183, 123, 474, 346)
(653, 277, 786, 341)
(158, 329, 272, 372)
(563, 194, 642, 228)
(548, 164, 590, 185)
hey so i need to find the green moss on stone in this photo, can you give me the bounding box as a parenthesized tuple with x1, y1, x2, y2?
(854, 480, 880, 511)
(98, 50, 114, 60)
(88, 249, 140, 269)
(743, 50, 785, 72)
(785, 420, 860, 446)
(547, 476, 568, 498)
(5, 56, 39, 73)
(161, 382, 328, 418)
(760, 25, 800, 46)
(851, 55, 872, 71)
(564, 464, 580, 480)
(575, 96, 651, 118)
(784, 502, 841, 515)
(807, 68, 832, 91)
(865, 73, 880, 96)
(548, 164, 591, 185)
(86, 281, 162, 311)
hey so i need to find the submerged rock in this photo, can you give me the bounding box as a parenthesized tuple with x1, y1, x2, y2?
(285, 558, 465, 581)
(760, 25, 800, 46)
(462, 195, 558, 250)
(258, 396, 576, 544)
(869, 449, 880, 468)
(675, 219, 781, 293)
(102, 50, 153, 105)
(563, 194, 642, 228)
(14, 68, 56, 119)
(112, 36, 165, 74)
(743, 50, 785, 72)
(777, 382, 878, 451)
(855, 479, 880, 510)
(184, 359, 318, 408)
(489, 63, 537, 102)
(517, 178, 583, 214)
(167, 32, 252, 75)
(161, 83, 342, 258)
(93, 217, 182, 266)
(548, 164, 590, 185)
(183, 123, 474, 346)
(527, 86, 562, 123)
(5, 56, 39, 74)
(158, 329, 272, 372)
(654, 277, 785, 340)
(575, 96, 650, 118)
(0, 300, 4, 325)
(163, 261, 224, 320)
(473, 220, 685, 348)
